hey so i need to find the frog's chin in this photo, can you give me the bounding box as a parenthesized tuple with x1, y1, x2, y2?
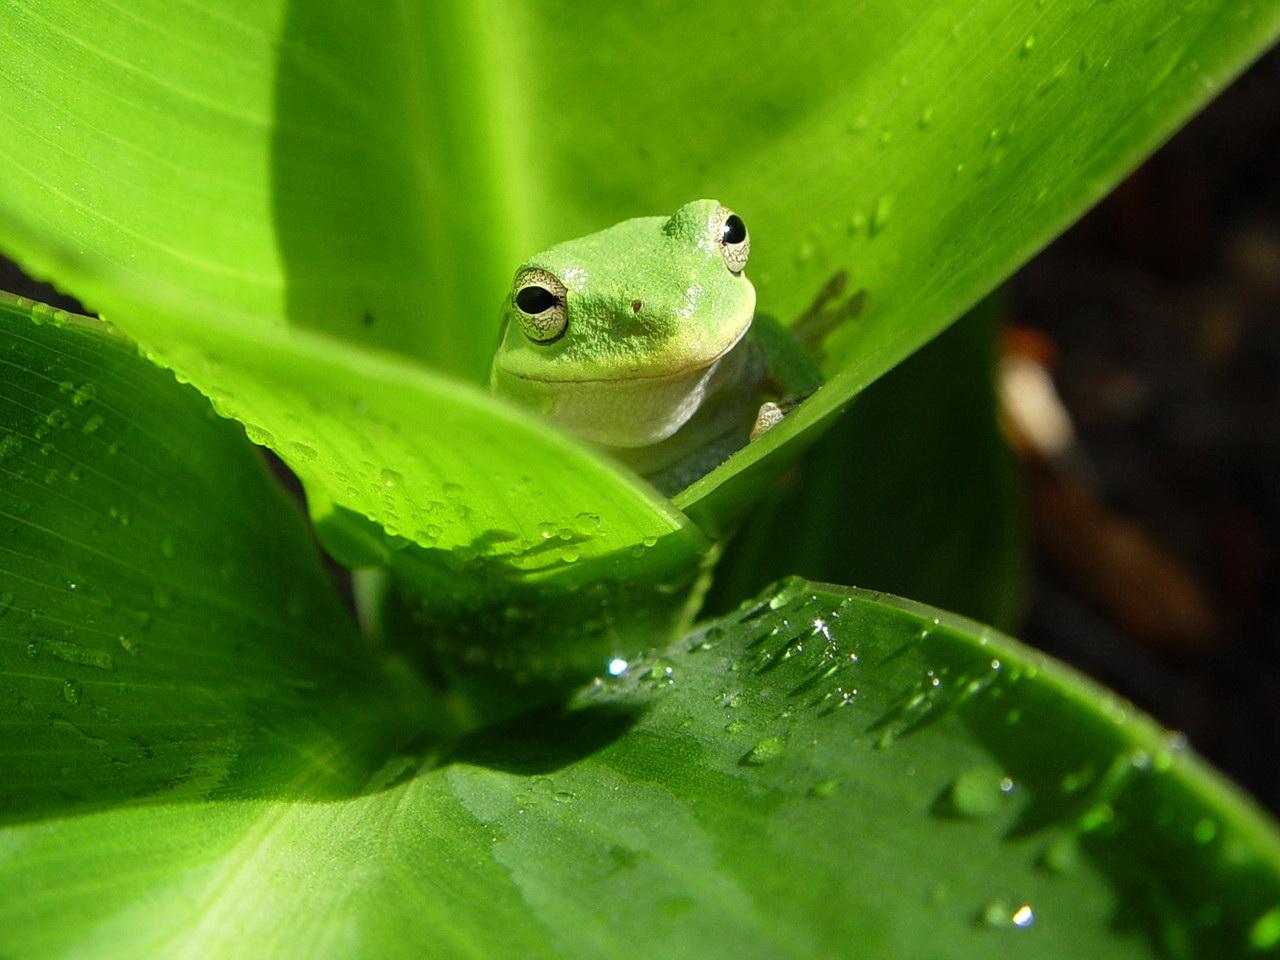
(493, 324, 754, 449)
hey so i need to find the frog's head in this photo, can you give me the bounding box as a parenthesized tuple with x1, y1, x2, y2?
(490, 199, 755, 447)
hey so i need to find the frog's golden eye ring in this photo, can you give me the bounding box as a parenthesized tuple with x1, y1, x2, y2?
(513, 268, 568, 343)
(713, 205, 750, 274)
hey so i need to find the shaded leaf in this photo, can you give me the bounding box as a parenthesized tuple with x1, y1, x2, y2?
(710, 298, 1024, 631)
(0, 294, 424, 824)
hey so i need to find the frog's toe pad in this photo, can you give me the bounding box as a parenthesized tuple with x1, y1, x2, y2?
(749, 401, 785, 442)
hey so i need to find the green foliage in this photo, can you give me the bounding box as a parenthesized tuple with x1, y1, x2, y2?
(0, 0, 1278, 956)
(710, 299, 1024, 631)
(2, 313, 1275, 954)
(3, 1, 1277, 547)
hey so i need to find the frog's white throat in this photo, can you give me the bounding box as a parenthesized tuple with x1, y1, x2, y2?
(496, 324, 756, 449)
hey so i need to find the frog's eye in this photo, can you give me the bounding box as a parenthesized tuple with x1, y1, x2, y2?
(713, 205, 750, 274)
(512, 269, 568, 343)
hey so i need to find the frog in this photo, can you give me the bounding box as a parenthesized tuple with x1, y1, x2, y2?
(490, 199, 822, 495)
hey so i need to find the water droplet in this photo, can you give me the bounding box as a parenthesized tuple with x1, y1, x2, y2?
(641, 536, 658, 549)
(553, 791, 575, 804)
(1193, 817, 1217, 845)
(1079, 803, 1114, 833)
(44, 408, 70, 430)
(740, 734, 786, 766)
(0, 591, 13, 617)
(70, 383, 97, 408)
(809, 778, 841, 798)
(948, 766, 1006, 817)
(574, 512, 601, 534)
(380, 467, 402, 488)
(289, 442, 318, 462)
(607, 657, 628, 676)
(62, 679, 82, 705)
(39, 637, 113, 670)
(1040, 833, 1080, 875)
(0, 434, 23, 460)
(870, 195, 895, 236)
(648, 657, 675, 683)
(159, 536, 175, 559)
(1250, 907, 1280, 951)
(1021, 34, 1036, 56)
(981, 899, 1035, 930)
(243, 423, 275, 447)
(917, 106, 935, 130)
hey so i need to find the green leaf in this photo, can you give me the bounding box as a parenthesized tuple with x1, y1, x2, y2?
(0, 288, 709, 696)
(710, 298, 1025, 631)
(5, 507, 1279, 957)
(2, 2, 1276, 545)
(0, 1, 512, 380)
(0, 293, 427, 821)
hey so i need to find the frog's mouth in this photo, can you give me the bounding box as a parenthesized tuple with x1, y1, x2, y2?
(493, 319, 755, 448)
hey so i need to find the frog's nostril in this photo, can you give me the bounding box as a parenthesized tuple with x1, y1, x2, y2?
(631, 300, 643, 313)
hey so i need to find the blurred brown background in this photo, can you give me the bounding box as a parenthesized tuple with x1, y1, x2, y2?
(1013, 47, 1280, 812)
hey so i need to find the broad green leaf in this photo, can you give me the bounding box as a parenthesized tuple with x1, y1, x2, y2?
(5, 525, 1279, 956)
(1, 1, 1276, 550)
(0, 289, 709, 692)
(0, 293, 427, 821)
(710, 299, 1025, 631)
(0, 1, 512, 379)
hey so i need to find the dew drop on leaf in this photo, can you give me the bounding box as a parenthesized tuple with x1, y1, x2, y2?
(741, 734, 786, 766)
(1040, 833, 1080, 875)
(1193, 818, 1218, 845)
(949, 766, 1005, 818)
(70, 382, 97, 407)
(871, 195, 895, 236)
(980, 899, 1035, 930)
(809, 778, 841, 798)
(1251, 907, 1280, 951)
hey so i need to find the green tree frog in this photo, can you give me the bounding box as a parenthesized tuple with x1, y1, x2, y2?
(490, 199, 820, 494)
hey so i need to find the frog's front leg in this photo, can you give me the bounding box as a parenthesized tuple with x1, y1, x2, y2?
(748, 388, 819, 442)
(749, 401, 785, 442)
(747, 310, 824, 443)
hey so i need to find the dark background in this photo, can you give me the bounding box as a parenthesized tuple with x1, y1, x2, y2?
(3, 48, 1277, 809)
(1014, 47, 1280, 812)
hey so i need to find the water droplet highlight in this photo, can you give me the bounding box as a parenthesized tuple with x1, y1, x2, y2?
(741, 734, 786, 766)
